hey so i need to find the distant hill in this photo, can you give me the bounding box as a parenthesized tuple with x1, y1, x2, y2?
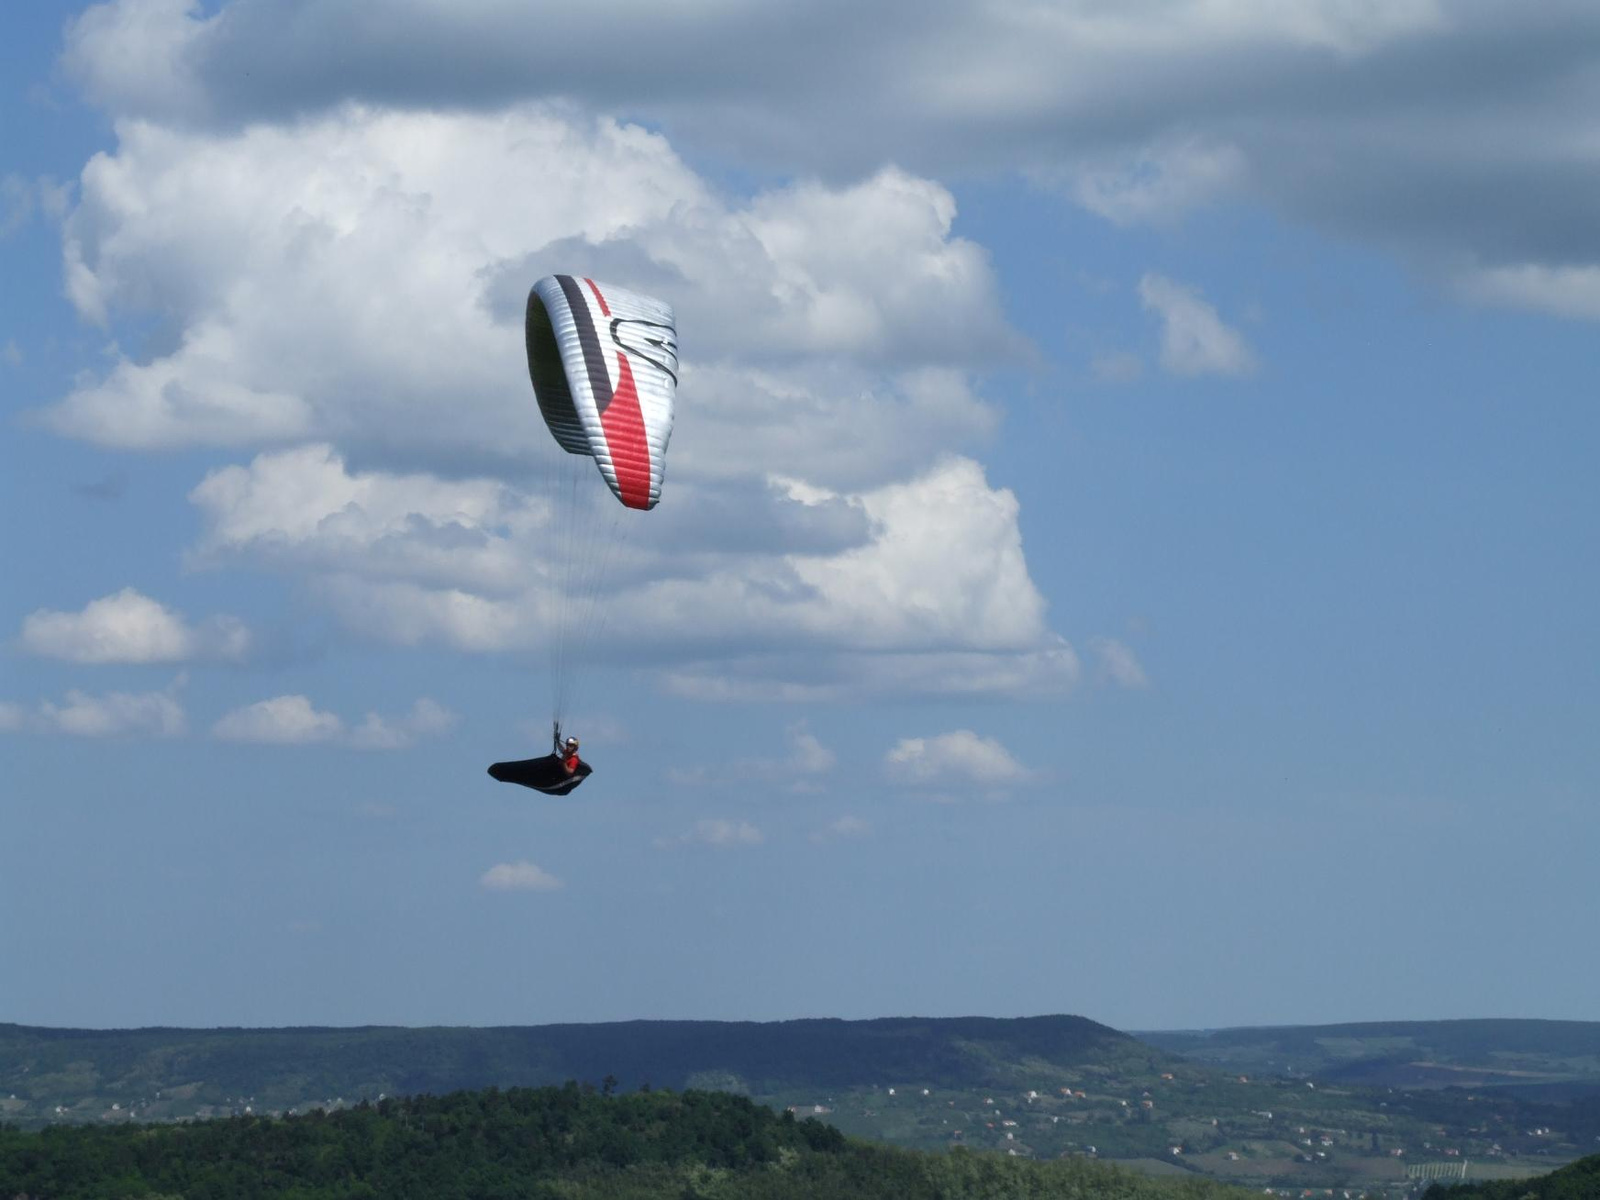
(0, 1015, 1159, 1125)
(1139, 1019, 1600, 1092)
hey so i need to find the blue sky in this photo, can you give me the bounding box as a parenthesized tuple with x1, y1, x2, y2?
(3, 0, 1597, 1033)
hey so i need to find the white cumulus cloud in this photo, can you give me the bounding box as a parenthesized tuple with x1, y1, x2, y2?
(185, 446, 1073, 699)
(19, 587, 250, 664)
(187, 444, 537, 593)
(42, 105, 1014, 458)
(629, 458, 1073, 698)
(36, 23, 1100, 704)
(56, 0, 1600, 326)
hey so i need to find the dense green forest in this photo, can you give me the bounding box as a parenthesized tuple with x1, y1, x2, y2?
(0, 1084, 1254, 1200)
(1424, 1152, 1600, 1200)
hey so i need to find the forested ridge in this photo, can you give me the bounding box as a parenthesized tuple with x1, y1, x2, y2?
(0, 1014, 1141, 1120)
(0, 1082, 1253, 1200)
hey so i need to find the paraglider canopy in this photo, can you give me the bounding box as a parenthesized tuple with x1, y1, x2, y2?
(525, 274, 677, 510)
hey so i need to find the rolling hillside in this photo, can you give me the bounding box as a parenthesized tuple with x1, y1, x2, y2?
(5, 1015, 1599, 1196)
(1140, 1020, 1600, 1093)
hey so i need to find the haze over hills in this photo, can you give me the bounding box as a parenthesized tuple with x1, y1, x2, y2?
(1140, 1020, 1600, 1095)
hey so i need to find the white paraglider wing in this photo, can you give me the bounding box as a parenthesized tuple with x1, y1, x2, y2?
(526, 275, 677, 510)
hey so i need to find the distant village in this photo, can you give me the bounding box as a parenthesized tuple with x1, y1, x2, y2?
(780, 1067, 1582, 1197)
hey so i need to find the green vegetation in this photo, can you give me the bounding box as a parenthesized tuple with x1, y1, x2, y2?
(0, 1083, 1256, 1200)
(1424, 1152, 1600, 1199)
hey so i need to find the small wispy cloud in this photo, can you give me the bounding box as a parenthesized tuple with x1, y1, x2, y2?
(668, 722, 835, 793)
(480, 861, 564, 892)
(809, 815, 872, 844)
(2, 677, 187, 738)
(1139, 273, 1257, 378)
(885, 730, 1033, 802)
(1090, 350, 1144, 384)
(886, 730, 1030, 786)
(1089, 636, 1149, 689)
(1069, 139, 1245, 227)
(73, 473, 127, 501)
(346, 699, 458, 749)
(1457, 262, 1600, 323)
(213, 695, 341, 744)
(212, 695, 456, 749)
(33, 687, 186, 738)
(656, 819, 765, 849)
(1, 174, 35, 238)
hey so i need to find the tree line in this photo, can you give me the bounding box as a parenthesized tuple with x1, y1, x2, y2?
(1425, 1152, 1600, 1200)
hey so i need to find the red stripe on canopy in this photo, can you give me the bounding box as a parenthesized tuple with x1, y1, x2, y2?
(601, 352, 652, 509)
